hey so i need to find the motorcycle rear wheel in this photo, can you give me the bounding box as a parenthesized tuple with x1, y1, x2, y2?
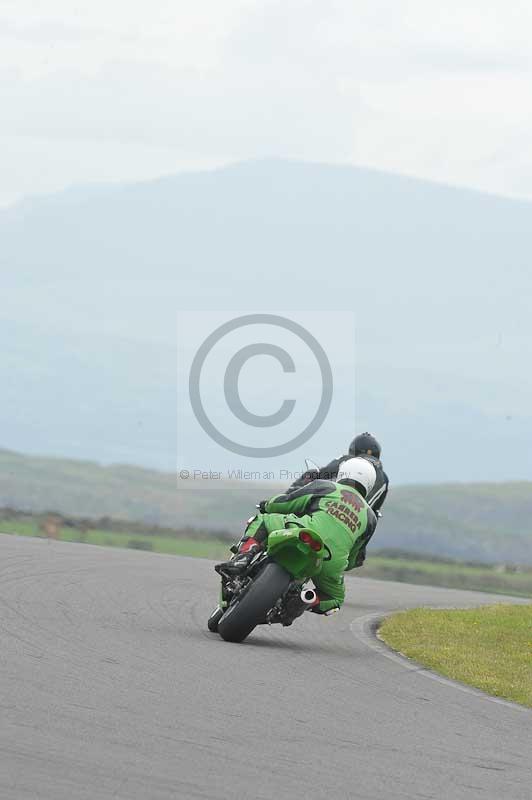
(217, 562, 291, 643)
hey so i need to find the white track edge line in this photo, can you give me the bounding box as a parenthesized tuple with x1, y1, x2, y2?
(349, 612, 530, 713)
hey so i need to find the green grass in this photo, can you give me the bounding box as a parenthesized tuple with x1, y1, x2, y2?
(0, 521, 230, 560)
(0, 520, 39, 538)
(379, 605, 532, 707)
(358, 556, 532, 597)
(3, 519, 532, 597)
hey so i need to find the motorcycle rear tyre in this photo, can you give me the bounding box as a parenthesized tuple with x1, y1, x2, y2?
(218, 562, 291, 643)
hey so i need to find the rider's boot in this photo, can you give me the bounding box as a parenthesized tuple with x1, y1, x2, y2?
(215, 537, 263, 576)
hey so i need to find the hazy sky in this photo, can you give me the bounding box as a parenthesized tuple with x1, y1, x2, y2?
(2, 0, 532, 206)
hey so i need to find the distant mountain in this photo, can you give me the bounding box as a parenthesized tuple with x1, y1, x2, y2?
(2, 159, 532, 482)
(1, 449, 531, 565)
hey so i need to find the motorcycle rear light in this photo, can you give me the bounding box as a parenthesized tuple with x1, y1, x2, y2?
(299, 531, 321, 551)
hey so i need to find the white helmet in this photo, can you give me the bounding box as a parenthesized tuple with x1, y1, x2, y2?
(336, 457, 376, 498)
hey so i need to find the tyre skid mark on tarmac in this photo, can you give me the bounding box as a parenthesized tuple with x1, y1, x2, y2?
(2, 537, 532, 800)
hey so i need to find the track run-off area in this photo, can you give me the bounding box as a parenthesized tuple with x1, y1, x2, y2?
(1, 535, 531, 800)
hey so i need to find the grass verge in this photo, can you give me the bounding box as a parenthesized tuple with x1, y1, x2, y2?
(2, 520, 532, 598)
(379, 605, 532, 707)
(0, 521, 230, 560)
(357, 556, 532, 598)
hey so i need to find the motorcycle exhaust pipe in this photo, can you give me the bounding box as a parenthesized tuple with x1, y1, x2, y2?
(300, 588, 318, 605)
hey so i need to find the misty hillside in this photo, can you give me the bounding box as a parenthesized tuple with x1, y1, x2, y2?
(2, 159, 532, 482)
(1, 449, 531, 565)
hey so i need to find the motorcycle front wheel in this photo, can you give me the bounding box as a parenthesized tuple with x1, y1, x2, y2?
(207, 605, 224, 633)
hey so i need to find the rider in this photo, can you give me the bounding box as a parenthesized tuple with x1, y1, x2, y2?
(223, 458, 378, 616)
(290, 432, 389, 515)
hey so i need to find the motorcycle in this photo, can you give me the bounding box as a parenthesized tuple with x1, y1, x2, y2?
(207, 523, 327, 643)
(208, 459, 328, 643)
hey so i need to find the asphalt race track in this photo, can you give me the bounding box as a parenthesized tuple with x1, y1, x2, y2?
(1, 535, 531, 800)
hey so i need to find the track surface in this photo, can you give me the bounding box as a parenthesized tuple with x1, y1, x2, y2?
(1, 535, 531, 800)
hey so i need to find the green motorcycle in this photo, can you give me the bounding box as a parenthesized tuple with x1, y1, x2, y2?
(208, 526, 327, 643)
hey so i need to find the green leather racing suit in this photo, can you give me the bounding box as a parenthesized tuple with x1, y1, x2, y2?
(243, 480, 377, 613)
